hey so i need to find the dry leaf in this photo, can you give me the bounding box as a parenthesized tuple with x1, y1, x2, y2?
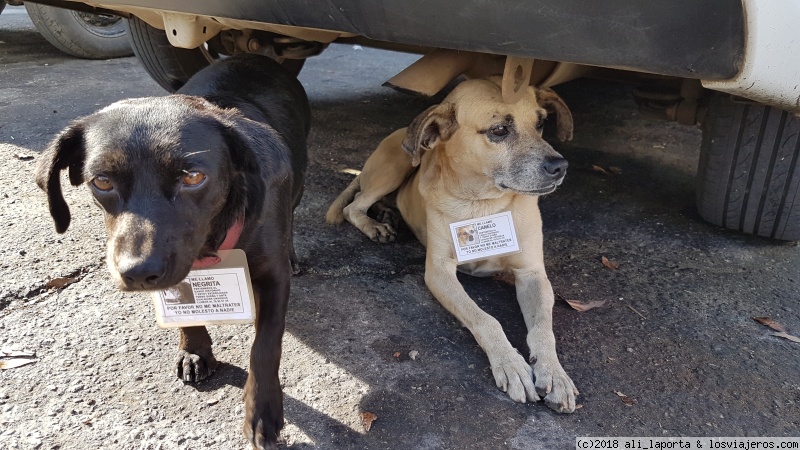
(601, 256, 619, 270)
(14, 152, 34, 161)
(360, 411, 377, 431)
(46, 276, 77, 289)
(609, 166, 623, 175)
(752, 317, 789, 333)
(591, 165, 612, 176)
(614, 390, 637, 406)
(771, 332, 800, 343)
(0, 357, 37, 370)
(565, 299, 607, 312)
(392, 352, 400, 358)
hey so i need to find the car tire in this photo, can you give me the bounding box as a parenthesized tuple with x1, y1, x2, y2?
(127, 16, 305, 93)
(696, 94, 800, 240)
(24, 3, 132, 59)
(127, 16, 214, 92)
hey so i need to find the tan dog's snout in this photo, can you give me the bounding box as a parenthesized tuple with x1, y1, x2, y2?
(496, 148, 569, 195)
(543, 156, 568, 182)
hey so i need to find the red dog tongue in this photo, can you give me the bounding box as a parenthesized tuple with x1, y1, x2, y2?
(191, 219, 244, 269)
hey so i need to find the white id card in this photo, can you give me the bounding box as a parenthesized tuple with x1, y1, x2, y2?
(151, 249, 256, 328)
(449, 211, 521, 263)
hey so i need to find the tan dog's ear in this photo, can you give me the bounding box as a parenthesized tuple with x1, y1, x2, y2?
(402, 103, 458, 167)
(537, 88, 573, 142)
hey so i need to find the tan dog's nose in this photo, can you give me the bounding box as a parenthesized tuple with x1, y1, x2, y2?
(543, 157, 568, 180)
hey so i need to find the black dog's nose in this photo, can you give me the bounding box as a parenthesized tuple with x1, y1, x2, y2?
(543, 157, 568, 179)
(119, 258, 167, 289)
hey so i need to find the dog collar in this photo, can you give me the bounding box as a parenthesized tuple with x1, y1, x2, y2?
(191, 218, 244, 269)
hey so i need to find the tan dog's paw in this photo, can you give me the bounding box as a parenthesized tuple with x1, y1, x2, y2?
(532, 360, 579, 413)
(489, 350, 540, 403)
(370, 199, 401, 230)
(365, 222, 396, 243)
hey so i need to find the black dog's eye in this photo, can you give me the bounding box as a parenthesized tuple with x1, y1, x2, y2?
(182, 171, 206, 187)
(490, 125, 510, 137)
(91, 176, 113, 192)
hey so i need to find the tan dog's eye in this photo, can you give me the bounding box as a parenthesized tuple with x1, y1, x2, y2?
(91, 176, 113, 192)
(536, 119, 545, 132)
(182, 171, 206, 187)
(490, 125, 510, 137)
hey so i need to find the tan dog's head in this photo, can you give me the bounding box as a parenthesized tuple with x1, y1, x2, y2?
(402, 77, 573, 196)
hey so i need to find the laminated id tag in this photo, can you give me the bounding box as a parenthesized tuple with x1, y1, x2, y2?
(151, 249, 256, 328)
(449, 211, 521, 263)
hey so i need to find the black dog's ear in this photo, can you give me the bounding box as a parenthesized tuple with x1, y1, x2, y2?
(536, 88, 573, 142)
(34, 123, 87, 234)
(402, 102, 458, 167)
(219, 119, 263, 176)
(216, 114, 292, 231)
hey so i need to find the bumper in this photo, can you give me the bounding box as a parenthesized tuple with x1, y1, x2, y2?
(64, 0, 745, 80)
(702, 0, 800, 113)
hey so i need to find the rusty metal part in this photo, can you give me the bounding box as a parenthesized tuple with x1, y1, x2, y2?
(633, 79, 708, 125)
(221, 30, 323, 60)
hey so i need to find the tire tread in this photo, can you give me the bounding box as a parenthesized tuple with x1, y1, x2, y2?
(697, 95, 800, 240)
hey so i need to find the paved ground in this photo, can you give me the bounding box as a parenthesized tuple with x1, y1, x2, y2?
(1, 6, 798, 450)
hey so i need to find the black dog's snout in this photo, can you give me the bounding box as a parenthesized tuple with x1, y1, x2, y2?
(543, 157, 568, 179)
(119, 258, 168, 289)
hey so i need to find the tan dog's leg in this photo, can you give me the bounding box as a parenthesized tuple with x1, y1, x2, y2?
(331, 129, 415, 243)
(423, 235, 540, 403)
(513, 268, 578, 413)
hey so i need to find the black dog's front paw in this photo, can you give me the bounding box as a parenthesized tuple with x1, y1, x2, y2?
(243, 376, 284, 450)
(243, 401, 283, 450)
(176, 349, 218, 382)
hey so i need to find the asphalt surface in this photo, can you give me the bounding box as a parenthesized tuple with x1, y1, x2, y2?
(1, 6, 799, 450)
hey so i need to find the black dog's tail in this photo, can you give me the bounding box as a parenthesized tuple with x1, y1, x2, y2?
(325, 174, 361, 225)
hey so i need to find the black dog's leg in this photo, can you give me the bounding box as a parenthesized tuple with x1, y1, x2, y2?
(243, 274, 289, 450)
(176, 326, 218, 382)
(289, 217, 302, 276)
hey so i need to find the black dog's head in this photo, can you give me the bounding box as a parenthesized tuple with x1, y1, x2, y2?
(35, 95, 276, 291)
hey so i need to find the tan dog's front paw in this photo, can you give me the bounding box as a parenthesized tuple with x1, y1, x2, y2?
(490, 350, 540, 403)
(532, 360, 578, 413)
(365, 222, 396, 243)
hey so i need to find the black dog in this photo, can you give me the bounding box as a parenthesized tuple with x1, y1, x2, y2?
(35, 54, 309, 449)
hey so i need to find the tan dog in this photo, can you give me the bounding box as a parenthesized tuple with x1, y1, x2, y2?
(327, 77, 578, 412)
